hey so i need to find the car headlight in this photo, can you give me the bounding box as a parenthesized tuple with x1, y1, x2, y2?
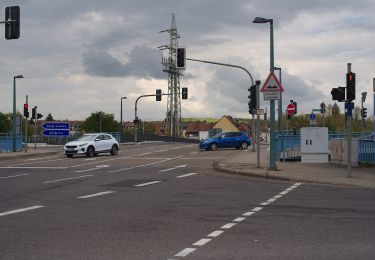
(78, 143, 88, 147)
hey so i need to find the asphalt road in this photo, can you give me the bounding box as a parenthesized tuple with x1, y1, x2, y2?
(0, 143, 374, 260)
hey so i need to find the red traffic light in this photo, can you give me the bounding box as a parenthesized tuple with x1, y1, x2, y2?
(23, 103, 28, 110)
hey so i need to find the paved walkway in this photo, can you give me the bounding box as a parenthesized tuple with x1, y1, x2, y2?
(214, 146, 375, 189)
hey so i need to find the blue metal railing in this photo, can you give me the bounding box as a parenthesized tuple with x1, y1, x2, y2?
(358, 139, 375, 164)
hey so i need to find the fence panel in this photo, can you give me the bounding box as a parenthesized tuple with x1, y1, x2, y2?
(358, 139, 375, 164)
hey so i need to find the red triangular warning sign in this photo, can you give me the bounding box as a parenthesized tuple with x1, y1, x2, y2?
(260, 72, 284, 92)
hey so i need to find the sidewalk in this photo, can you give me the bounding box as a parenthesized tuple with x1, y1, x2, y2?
(214, 147, 375, 189)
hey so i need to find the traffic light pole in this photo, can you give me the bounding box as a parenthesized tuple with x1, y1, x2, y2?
(34, 106, 37, 150)
(25, 95, 28, 152)
(134, 93, 172, 143)
(346, 63, 352, 178)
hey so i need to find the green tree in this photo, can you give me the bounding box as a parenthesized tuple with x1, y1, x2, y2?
(0, 112, 11, 132)
(82, 111, 119, 133)
(45, 113, 54, 121)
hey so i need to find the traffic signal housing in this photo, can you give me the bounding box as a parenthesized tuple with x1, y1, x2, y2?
(248, 84, 256, 115)
(320, 102, 326, 114)
(181, 87, 188, 99)
(37, 113, 43, 119)
(23, 103, 29, 118)
(156, 89, 162, 101)
(176, 47, 186, 69)
(331, 87, 345, 102)
(361, 107, 367, 119)
(5, 6, 20, 40)
(31, 107, 36, 119)
(346, 72, 356, 101)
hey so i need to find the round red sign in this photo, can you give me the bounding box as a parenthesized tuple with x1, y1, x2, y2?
(286, 103, 295, 116)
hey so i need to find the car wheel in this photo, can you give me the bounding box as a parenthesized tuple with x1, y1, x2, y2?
(66, 154, 73, 158)
(240, 142, 248, 150)
(110, 144, 119, 155)
(86, 146, 95, 157)
(210, 143, 218, 151)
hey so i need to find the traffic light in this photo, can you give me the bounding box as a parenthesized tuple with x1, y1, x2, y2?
(5, 6, 20, 40)
(264, 113, 267, 121)
(176, 47, 186, 69)
(346, 72, 356, 101)
(331, 87, 345, 102)
(156, 89, 162, 101)
(181, 87, 188, 99)
(293, 101, 297, 115)
(248, 85, 256, 115)
(31, 107, 36, 119)
(37, 113, 43, 119)
(361, 107, 367, 119)
(23, 103, 29, 118)
(320, 102, 326, 114)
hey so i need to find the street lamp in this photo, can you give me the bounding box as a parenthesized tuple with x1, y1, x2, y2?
(273, 67, 282, 130)
(12, 74, 24, 152)
(253, 16, 277, 170)
(120, 96, 127, 142)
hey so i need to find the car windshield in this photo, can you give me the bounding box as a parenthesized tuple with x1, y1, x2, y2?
(75, 135, 96, 141)
(213, 133, 223, 138)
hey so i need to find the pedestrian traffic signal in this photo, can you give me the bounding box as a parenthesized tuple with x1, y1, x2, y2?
(331, 87, 345, 102)
(248, 85, 256, 115)
(176, 47, 186, 69)
(23, 103, 29, 118)
(181, 87, 188, 99)
(346, 72, 356, 101)
(361, 107, 367, 119)
(31, 107, 36, 119)
(156, 89, 162, 101)
(5, 6, 20, 40)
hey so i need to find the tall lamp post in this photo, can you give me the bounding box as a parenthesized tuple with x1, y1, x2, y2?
(120, 96, 127, 142)
(274, 67, 282, 130)
(253, 16, 277, 170)
(12, 74, 23, 152)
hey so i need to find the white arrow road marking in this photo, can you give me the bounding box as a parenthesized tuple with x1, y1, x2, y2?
(75, 165, 110, 173)
(158, 164, 187, 172)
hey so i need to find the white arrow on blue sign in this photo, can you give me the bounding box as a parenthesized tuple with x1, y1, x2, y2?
(309, 113, 316, 120)
(42, 122, 70, 130)
(42, 129, 70, 136)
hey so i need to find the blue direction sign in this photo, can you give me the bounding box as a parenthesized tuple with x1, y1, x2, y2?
(42, 129, 69, 136)
(42, 122, 70, 130)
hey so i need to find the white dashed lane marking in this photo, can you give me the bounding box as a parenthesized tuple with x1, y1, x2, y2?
(77, 191, 115, 199)
(43, 175, 93, 184)
(134, 181, 162, 187)
(175, 173, 198, 178)
(0, 173, 29, 180)
(0, 205, 44, 217)
(169, 182, 303, 259)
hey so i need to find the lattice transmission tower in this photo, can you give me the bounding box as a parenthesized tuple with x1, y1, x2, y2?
(158, 14, 183, 137)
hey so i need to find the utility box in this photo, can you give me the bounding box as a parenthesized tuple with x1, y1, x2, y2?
(301, 127, 329, 163)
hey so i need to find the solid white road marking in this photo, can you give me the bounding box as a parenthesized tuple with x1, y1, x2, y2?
(175, 173, 198, 178)
(207, 230, 224, 238)
(0, 166, 67, 169)
(134, 181, 162, 187)
(193, 238, 211, 246)
(8, 158, 66, 167)
(0, 205, 44, 217)
(77, 191, 115, 199)
(0, 173, 29, 180)
(43, 175, 92, 184)
(174, 248, 196, 257)
(221, 223, 237, 229)
(25, 155, 59, 161)
(158, 164, 187, 172)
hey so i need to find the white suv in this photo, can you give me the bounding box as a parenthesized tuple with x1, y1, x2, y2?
(64, 133, 119, 158)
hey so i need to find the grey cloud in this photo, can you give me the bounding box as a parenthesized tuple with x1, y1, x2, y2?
(82, 45, 164, 78)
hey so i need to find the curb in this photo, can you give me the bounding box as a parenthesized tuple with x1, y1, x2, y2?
(0, 151, 62, 161)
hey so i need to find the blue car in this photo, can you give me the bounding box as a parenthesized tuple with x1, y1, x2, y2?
(199, 132, 251, 151)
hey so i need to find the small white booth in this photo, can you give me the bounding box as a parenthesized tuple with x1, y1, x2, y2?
(301, 127, 329, 163)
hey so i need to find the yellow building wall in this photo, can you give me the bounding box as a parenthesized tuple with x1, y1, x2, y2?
(213, 116, 239, 132)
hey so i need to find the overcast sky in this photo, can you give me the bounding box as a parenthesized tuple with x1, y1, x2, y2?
(1, 0, 374, 122)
